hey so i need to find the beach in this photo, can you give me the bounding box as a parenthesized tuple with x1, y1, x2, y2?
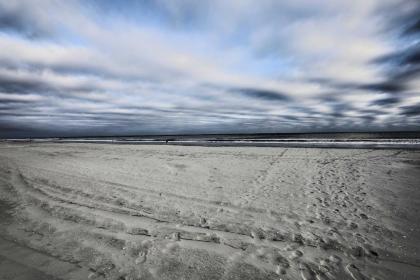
(0, 143, 419, 279)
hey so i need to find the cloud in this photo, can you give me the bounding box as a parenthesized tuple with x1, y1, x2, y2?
(400, 104, 420, 116)
(0, 1, 55, 38)
(0, 93, 44, 102)
(361, 82, 406, 93)
(403, 19, 420, 35)
(370, 96, 401, 106)
(234, 88, 290, 102)
(0, 73, 49, 94)
(0, 0, 419, 137)
(369, 0, 420, 96)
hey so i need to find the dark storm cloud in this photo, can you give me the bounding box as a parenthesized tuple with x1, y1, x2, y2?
(0, 118, 59, 138)
(301, 2, 420, 104)
(373, 45, 420, 67)
(368, 2, 420, 96)
(310, 78, 406, 94)
(359, 115, 376, 122)
(0, 2, 51, 38)
(402, 48, 420, 65)
(234, 88, 290, 102)
(0, 100, 34, 105)
(360, 109, 386, 115)
(282, 116, 300, 121)
(400, 104, 420, 116)
(399, 1, 420, 36)
(370, 97, 401, 106)
(0, 11, 40, 37)
(361, 82, 406, 93)
(368, 47, 420, 94)
(374, 46, 420, 73)
(0, 121, 32, 135)
(317, 95, 355, 117)
(403, 19, 420, 35)
(0, 71, 107, 99)
(0, 75, 49, 94)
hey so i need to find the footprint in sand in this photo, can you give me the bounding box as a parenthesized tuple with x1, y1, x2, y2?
(345, 263, 367, 280)
(359, 213, 368, 220)
(290, 250, 303, 260)
(328, 255, 341, 264)
(135, 251, 147, 264)
(298, 263, 316, 280)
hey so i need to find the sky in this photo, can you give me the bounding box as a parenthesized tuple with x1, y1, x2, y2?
(0, 0, 419, 138)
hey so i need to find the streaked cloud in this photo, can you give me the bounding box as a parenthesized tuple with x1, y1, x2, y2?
(0, 0, 419, 137)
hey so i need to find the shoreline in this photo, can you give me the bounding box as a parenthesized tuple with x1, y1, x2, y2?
(3, 139, 420, 149)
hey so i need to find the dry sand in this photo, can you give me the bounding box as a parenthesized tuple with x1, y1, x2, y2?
(0, 143, 419, 279)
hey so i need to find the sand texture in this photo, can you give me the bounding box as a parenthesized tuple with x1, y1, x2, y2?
(0, 143, 419, 279)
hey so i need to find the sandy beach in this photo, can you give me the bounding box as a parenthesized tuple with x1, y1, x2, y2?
(0, 143, 419, 280)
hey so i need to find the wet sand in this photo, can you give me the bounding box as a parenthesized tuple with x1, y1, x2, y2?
(0, 143, 419, 279)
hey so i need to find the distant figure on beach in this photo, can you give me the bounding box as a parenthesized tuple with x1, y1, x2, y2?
(165, 139, 169, 144)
